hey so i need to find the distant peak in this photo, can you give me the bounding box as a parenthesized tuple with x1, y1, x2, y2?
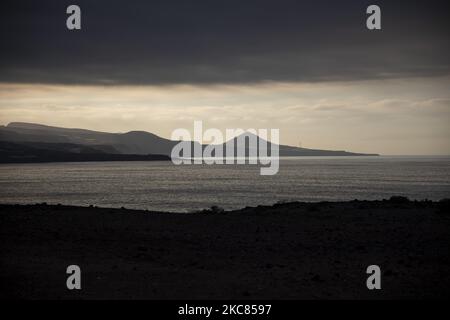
(228, 131, 272, 144)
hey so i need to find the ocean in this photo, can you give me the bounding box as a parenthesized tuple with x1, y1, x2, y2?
(0, 156, 449, 212)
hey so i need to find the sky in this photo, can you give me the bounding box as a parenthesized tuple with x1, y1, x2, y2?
(0, 0, 449, 155)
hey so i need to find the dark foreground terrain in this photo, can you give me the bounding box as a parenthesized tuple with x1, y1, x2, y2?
(1, 198, 449, 299)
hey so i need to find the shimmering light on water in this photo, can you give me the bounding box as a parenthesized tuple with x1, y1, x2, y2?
(0, 156, 449, 212)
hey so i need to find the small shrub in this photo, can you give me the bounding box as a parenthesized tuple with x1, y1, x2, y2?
(210, 205, 225, 214)
(389, 196, 410, 204)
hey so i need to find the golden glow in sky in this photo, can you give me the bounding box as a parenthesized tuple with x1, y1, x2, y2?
(1, 77, 449, 155)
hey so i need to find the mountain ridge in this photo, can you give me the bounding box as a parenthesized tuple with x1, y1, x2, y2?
(1, 122, 379, 157)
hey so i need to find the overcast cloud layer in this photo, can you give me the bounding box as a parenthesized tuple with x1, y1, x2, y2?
(1, 0, 449, 85)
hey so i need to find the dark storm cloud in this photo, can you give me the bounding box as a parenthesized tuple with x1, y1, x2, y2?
(0, 0, 449, 85)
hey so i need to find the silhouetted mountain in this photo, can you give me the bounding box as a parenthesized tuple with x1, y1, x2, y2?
(0, 122, 379, 158)
(1, 122, 177, 155)
(221, 131, 378, 157)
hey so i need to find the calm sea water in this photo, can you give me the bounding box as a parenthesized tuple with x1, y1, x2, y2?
(0, 156, 449, 212)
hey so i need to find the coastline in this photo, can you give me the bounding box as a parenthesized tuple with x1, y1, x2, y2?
(1, 199, 449, 299)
